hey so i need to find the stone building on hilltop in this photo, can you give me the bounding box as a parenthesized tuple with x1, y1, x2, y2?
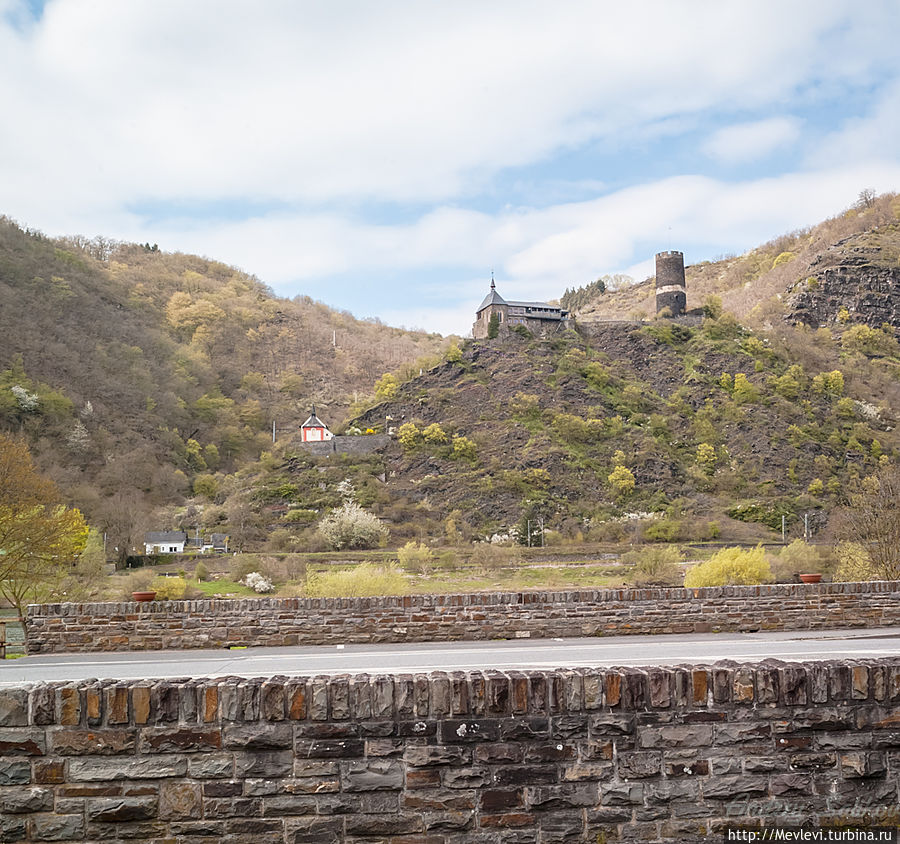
(473, 278, 571, 339)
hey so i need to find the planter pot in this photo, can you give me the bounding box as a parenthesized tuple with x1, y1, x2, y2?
(798, 573, 822, 584)
(132, 591, 157, 602)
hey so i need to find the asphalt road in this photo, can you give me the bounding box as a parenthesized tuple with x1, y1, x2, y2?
(2, 628, 898, 686)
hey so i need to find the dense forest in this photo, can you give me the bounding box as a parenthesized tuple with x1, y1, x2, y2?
(0, 217, 451, 557)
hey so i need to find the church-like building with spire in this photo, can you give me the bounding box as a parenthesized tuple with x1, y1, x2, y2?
(472, 277, 571, 339)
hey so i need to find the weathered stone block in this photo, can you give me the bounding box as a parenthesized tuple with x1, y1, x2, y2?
(68, 755, 187, 781)
(617, 751, 662, 778)
(840, 751, 887, 778)
(188, 753, 234, 779)
(0, 728, 45, 756)
(50, 728, 136, 755)
(639, 724, 713, 748)
(223, 723, 292, 750)
(142, 726, 222, 753)
(86, 796, 157, 822)
(0, 758, 31, 785)
(233, 750, 293, 778)
(527, 782, 598, 810)
(341, 758, 404, 791)
(403, 745, 471, 767)
(284, 816, 343, 844)
(0, 689, 28, 726)
(158, 781, 202, 820)
(599, 782, 643, 805)
(0, 786, 53, 813)
(26, 813, 84, 841)
(439, 719, 501, 743)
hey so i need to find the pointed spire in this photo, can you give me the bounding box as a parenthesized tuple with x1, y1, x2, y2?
(490, 270, 495, 291)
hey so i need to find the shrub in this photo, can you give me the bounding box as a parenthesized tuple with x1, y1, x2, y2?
(317, 501, 389, 550)
(607, 465, 635, 499)
(732, 373, 759, 405)
(397, 422, 422, 450)
(451, 436, 477, 461)
(422, 423, 448, 445)
(487, 313, 500, 339)
(194, 562, 209, 582)
(702, 295, 723, 319)
(241, 571, 275, 593)
(510, 392, 541, 420)
(770, 540, 821, 581)
(470, 542, 519, 571)
(397, 541, 435, 574)
(192, 474, 219, 500)
(696, 443, 717, 475)
(582, 362, 610, 391)
(151, 575, 188, 601)
(643, 518, 683, 542)
(374, 373, 399, 401)
(833, 542, 878, 582)
(622, 545, 683, 587)
(305, 563, 409, 597)
(683, 546, 773, 587)
(266, 528, 294, 552)
(811, 370, 844, 397)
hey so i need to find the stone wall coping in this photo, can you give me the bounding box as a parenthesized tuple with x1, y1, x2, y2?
(26, 579, 900, 618)
(2, 659, 898, 727)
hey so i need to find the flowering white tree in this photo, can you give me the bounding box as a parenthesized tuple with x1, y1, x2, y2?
(318, 501, 388, 550)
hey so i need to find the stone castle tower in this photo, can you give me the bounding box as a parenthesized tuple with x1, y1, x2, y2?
(655, 251, 686, 316)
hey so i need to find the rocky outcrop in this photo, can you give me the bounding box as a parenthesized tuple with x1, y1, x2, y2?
(789, 235, 900, 328)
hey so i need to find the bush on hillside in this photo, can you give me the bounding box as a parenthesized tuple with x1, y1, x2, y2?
(317, 501, 388, 550)
(683, 546, 773, 587)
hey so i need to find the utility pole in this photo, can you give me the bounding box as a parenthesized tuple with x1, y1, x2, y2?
(782, 515, 786, 545)
(272, 420, 276, 444)
(803, 513, 809, 542)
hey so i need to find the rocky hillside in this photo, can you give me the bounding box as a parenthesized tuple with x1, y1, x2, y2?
(246, 309, 898, 546)
(572, 192, 900, 330)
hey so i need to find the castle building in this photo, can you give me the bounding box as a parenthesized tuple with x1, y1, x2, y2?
(300, 407, 333, 442)
(472, 278, 571, 339)
(655, 251, 686, 316)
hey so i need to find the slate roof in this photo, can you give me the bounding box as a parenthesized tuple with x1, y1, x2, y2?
(145, 531, 187, 544)
(476, 287, 507, 313)
(301, 406, 329, 429)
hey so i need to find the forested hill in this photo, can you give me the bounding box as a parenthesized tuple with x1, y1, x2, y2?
(0, 217, 449, 547)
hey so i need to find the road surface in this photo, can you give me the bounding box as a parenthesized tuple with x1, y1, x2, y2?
(2, 628, 898, 686)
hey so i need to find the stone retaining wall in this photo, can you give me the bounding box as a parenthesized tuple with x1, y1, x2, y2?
(25, 581, 900, 655)
(0, 660, 898, 842)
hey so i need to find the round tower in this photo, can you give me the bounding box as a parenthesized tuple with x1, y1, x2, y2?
(655, 250, 686, 316)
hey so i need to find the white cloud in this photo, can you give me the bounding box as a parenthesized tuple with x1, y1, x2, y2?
(1, 1, 899, 335)
(703, 117, 802, 164)
(1, 0, 896, 224)
(810, 79, 900, 168)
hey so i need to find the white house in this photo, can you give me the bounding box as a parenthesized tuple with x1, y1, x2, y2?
(300, 406, 334, 443)
(144, 531, 187, 554)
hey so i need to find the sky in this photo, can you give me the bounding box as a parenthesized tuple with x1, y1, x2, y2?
(2, 1, 900, 336)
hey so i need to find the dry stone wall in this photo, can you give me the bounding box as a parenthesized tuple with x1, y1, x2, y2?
(25, 582, 900, 655)
(1, 660, 898, 842)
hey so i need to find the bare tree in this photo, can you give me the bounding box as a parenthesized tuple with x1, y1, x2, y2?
(839, 466, 900, 580)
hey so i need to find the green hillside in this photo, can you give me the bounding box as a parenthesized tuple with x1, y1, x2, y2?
(0, 217, 449, 556)
(2, 194, 899, 555)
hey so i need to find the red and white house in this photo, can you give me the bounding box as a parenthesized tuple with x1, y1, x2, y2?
(300, 407, 334, 442)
